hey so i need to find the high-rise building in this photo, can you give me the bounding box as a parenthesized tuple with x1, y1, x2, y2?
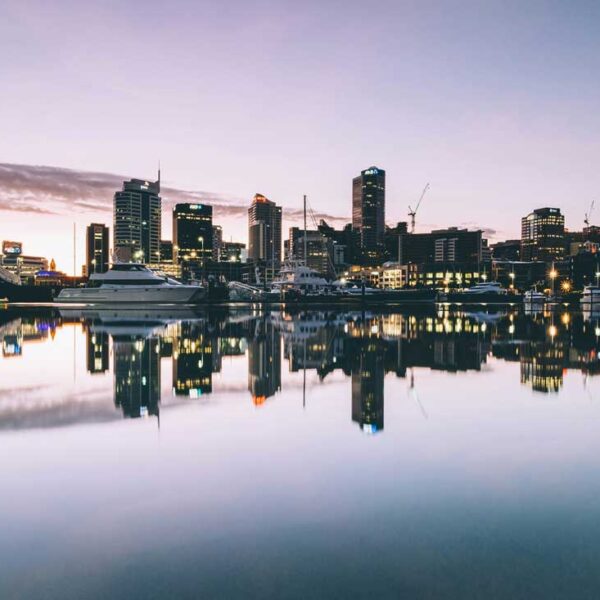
(352, 166, 386, 263)
(159, 240, 173, 262)
(212, 225, 223, 261)
(521, 208, 565, 262)
(113, 173, 161, 263)
(86, 223, 109, 275)
(287, 227, 333, 276)
(248, 194, 282, 268)
(173, 203, 213, 267)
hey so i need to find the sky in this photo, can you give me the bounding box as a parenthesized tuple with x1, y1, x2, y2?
(1, 0, 600, 273)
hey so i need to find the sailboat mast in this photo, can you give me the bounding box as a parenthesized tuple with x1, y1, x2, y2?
(303, 194, 307, 266)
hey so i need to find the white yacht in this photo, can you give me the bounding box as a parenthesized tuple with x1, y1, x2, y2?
(523, 289, 546, 305)
(271, 263, 333, 297)
(581, 285, 600, 307)
(55, 264, 206, 304)
(462, 282, 508, 295)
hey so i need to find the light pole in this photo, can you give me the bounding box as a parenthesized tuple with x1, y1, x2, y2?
(549, 264, 558, 297)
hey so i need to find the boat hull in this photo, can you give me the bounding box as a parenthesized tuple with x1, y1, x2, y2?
(55, 285, 206, 304)
(0, 281, 58, 302)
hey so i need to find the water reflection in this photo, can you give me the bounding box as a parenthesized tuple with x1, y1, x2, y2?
(1, 306, 600, 432)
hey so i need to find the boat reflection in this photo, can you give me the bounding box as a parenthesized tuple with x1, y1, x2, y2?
(1, 306, 600, 432)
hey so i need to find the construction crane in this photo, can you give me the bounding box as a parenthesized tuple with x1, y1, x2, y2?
(408, 183, 430, 234)
(584, 200, 595, 228)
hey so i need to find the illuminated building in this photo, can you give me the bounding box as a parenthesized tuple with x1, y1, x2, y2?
(399, 228, 484, 265)
(113, 173, 161, 263)
(86, 223, 109, 275)
(221, 241, 246, 262)
(248, 193, 282, 277)
(212, 225, 223, 261)
(286, 227, 333, 276)
(159, 240, 173, 262)
(521, 207, 565, 262)
(352, 166, 385, 264)
(173, 203, 213, 279)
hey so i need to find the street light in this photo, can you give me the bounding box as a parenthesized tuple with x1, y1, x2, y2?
(549, 266, 558, 296)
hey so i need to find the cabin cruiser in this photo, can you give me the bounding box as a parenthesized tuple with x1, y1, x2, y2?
(581, 285, 600, 307)
(462, 282, 508, 295)
(523, 289, 546, 305)
(271, 263, 334, 297)
(55, 263, 206, 304)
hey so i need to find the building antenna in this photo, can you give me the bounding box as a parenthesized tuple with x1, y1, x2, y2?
(73, 222, 76, 277)
(157, 160, 161, 191)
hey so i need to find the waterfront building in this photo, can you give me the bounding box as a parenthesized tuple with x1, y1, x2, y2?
(212, 225, 223, 261)
(521, 207, 565, 262)
(352, 166, 386, 263)
(86, 223, 109, 275)
(173, 203, 213, 278)
(159, 240, 174, 262)
(113, 173, 161, 263)
(220, 241, 246, 262)
(286, 227, 333, 276)
(491, 239, 521, 261)
(384, 222, 408, 262)
(0, 243, 48, 284)
(399, 228, 484, 266)
(248, 193, 282, 265)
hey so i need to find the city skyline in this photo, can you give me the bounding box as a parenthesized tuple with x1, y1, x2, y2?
(3, 1, 600, 272)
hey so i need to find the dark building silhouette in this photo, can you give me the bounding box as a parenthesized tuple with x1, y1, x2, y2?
(113, 173, 161, 263)
(491, 239, 521, 261)
(384, 222, 408, 262)
(212, 225, 223, 261)
(173, 203, 213, 277)
(159, 240, 174, 262)
(352, 166, 385, 263)
(86, 223, 109, 275)
(399, 228, 484, 265)
(521, 207, 565, 262)
(287, 227, 333, 276)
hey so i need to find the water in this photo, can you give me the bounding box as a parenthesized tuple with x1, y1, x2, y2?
(2, 305, 600, 599)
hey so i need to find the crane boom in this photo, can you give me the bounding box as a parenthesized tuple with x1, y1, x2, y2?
(408, 183, 430, 233)
(585, 200, 595, 228)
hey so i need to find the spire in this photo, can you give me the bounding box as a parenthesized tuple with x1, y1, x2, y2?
(157, 160, 161, 192)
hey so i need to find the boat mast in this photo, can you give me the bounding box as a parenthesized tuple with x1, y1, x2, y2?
(303, 194, 307, 266)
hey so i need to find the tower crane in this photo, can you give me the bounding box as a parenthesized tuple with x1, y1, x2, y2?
(584, 200, 595, 228)
(408, 183, 430, 234)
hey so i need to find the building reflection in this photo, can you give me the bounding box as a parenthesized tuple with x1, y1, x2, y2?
(113, 334, 161, 419)
(3, 306, 600, 431)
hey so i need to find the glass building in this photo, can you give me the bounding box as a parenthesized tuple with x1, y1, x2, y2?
(247, 194, 282, 267)
(113, 173, 161, 263)
(86, 223, 109, 275)
(352, 166, 386, 264)
(173, 203, 213, 272)
(521, 207, 565, 262)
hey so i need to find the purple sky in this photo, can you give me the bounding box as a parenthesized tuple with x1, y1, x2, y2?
(2, 0, 600, 273)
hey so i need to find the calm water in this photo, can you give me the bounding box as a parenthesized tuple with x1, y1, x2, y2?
(2, 304, 600, 599)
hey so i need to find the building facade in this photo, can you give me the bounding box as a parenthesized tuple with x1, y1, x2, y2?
(173, 203, 213, 269)
(399, 228, 484, 265)
(113, 174, 161, 263)
(352, 166, 386, 264)
(248, 193, 282, 270)
(86, 223, 109, 275)
(521, 208, 565, 262)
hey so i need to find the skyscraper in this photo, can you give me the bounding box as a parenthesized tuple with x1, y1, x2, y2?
(113, 172, 161, 263)
(173, 203, 213, 269)
(248, 194, 282, 268)
(352, 166, 386, 263)
(521, 208, 565, 262)
(86, 223, 109, 275)
(212, 225, 223, 261)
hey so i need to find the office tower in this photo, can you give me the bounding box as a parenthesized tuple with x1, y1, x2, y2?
(521, 208, 565, 262)
(212, 225, 223, 261)
(352, 166, 386, 263)
(159, 240, 173, 262)
(86, 223, 109, 275)
(173, 203, 213, 267)
(248, 193, 282, 267)
(221, 241, 246, 262)
(113, 172, 161, 263)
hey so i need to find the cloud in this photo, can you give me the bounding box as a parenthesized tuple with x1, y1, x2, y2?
(0, 163, 349, 224)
